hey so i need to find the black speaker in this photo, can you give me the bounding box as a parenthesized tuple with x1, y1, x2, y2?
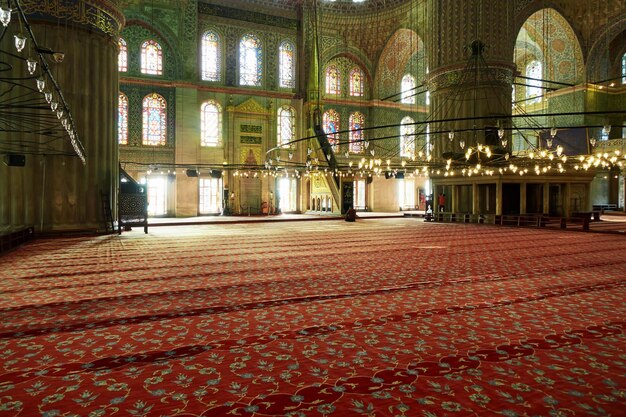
(395, 172, 404, 179)
(210, 170, 222, 179)
(185, 169, 198, 177)
(366, 175, 373, 184)
(385, 171, 392, 179)
(3, 154, 25, 167)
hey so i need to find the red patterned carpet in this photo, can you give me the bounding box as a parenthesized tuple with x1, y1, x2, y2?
(1, 219, 625, 416)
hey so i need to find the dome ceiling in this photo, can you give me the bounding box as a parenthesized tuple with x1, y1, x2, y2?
(201, 0, 413, 15)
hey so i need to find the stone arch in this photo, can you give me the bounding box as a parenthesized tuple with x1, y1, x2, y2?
(321, 47, 373, 98)
(513, 7, 584, 85)
(322, 52, 373, 100)
(587, 20, 626, 83)
(122, 16, 183, 79)
(374, 28, 423, 100)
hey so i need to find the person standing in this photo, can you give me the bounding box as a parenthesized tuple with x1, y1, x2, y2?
(438, 193, 446, 212)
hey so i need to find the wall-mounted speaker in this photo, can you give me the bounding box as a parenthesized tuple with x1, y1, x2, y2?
(3, 154, 25, 167)
(185, 169, 198, 177)
(210, 170, 222, 179)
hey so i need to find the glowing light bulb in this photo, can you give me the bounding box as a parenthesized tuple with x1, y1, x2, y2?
(14, 33, 26, 52)
(0, 7, 11, 27)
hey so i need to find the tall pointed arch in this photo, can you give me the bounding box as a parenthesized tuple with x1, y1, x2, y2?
(514, 8, 583, 88)
(375, 28, 422, 99)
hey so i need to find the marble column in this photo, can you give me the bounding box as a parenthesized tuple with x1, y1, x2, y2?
(0, 0, 123, 233)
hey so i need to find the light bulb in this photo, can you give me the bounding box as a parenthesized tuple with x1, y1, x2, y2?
(550, 127, 557, 137)
(36, 77, 45, 92)
(448, 130, 454, 141)
(27, 58, 37, 75)
(459, 140, 465, 150)
(590, 138, 597, 147)
(546, 138, 553, 149)
(44, 91, 52, 103)
(14, 33, 26, 52)
(498, 127, 504, 139)
(56, 109, 64, 119)
(602, 125, 611, 135)
(50, 100, 58, 111)
(0, 7, 11, 27)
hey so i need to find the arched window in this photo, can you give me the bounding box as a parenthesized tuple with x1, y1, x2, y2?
(141, 40, 163, 75)
(325, 65, 341, 95)
(526, 60, 542, 104)
(279, 41, 295, 88)
(239, 34, 262, 86)
(278, 106, 295, 147)
(622, 53, 626, 84)
(400, 116, 415, 158)
(201, 101, 222, 147)
(201, 31, 220, 82)
(323, 109, 340, 150)
(118, 93, 128, 145)
(349, 112, 365, 153)
(142, 93, 167, 146)
(401, 74, 416, 104)
(118, 38, 127, 72)
(349, 67, 364, 97)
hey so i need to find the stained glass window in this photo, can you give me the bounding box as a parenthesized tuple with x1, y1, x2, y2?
(401, 74, 415, 104)
(118, 38, 127, 72)
(278, 106, 295, 147)
(118, 93, 128, 145)
(349, 67, 364, 97)
(240, 34, 262, 86)
(400, 116, 415, 157)
(325, 65, 341, 95)
(349, 112, 365, 153)
(323, 109, 340, 150)
(279, 41, 295, 88)
(622, 53, 626, 84)
(201, 100, 222, 147)
(142, 93, 167, 146)
(526, 60, 542, 104)
(201, 31, 220, 82)
(141, 40, 163, 75)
